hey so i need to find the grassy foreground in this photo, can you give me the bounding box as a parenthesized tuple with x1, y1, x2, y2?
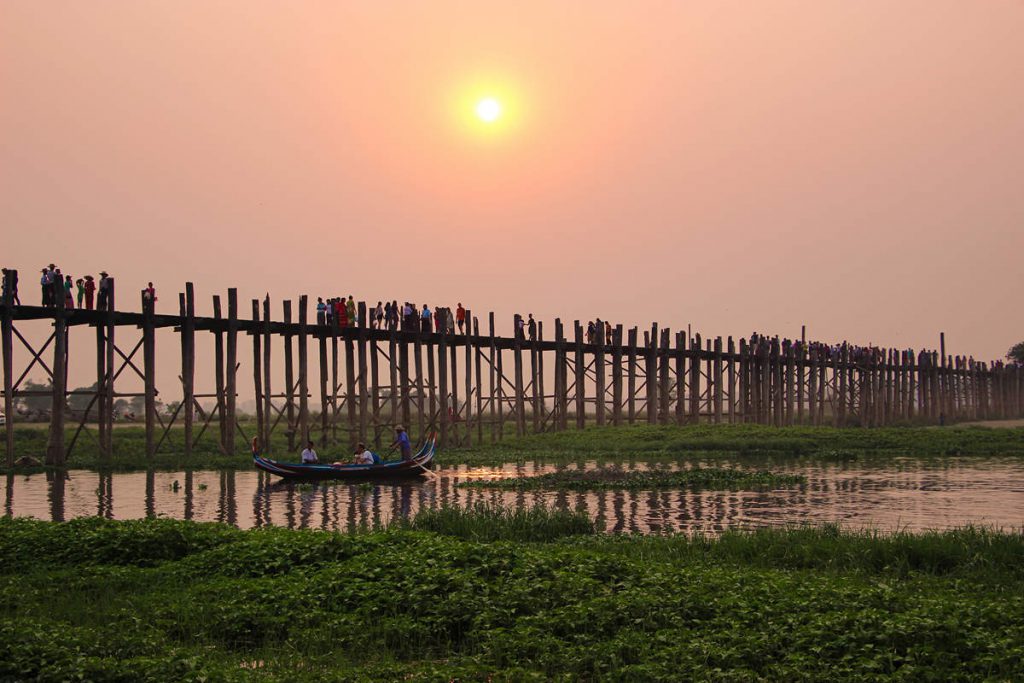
(1, 514, 1022, 681)
(6, 422, 1024, 472)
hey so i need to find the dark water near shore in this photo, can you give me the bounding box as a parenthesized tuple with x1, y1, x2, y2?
(3, 458, 1023, 534)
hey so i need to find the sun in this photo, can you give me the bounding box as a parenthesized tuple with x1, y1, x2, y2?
(475, 97, 502, 123)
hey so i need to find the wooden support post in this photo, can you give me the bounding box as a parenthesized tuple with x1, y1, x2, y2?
(675, 332, 686, 425)
(836, 345, 848, 426)
(399, 329, 411, 432)
(553, 319, 566, 430)
(261, 296, 272, 453)
(689, 333, 702, 423)
(513, 316, 526, 437)
(181, 284, 196, 457)
(251, 300, 265, 450)
(330, 316, 339, 444)
(574, 321, 585, 429)
(144, 290, 157, 458)
(646, 325, 659, 425)
(713, 336, 723, 424)
(771, 339, 782, 427)
(213, 296, 226, 453)
(357, 303, 369, 446)
(449, 327, 459, 443)
(283, 300, 296, 450)
(426, 333, 437, 435)
(760, 340, 772, 425)
(796, 342, 805, 424)
(1, 271, 13, 467)
(739, 338, 749, 423)
(784, 342, 794, 426)
(612, 325, 624, 426)
(659, 329, 671, 424)
(535, 321, 544, 434)
(727, 337, 737, 424)
(318, 314, 329, 446)
(388, 327, 398, 434)
(474, 317, 484, 443)
(907, 351, 916, 421)
(807, 346, 817, 426)
(370, 322, 381, 449)
(489, 313, 499, 441)
(47, 282, 67, 466)
(627, 327, 638, 424)
(530, 322, 541, 434)
(594, 322, 606, 426)
(438, 326, 449, 447)
(225, 289, 238, 455)
(413, 328, 425, 442)
(297, 296, 309, 446)
(464, 309, 474, 445)
(103, 279, 115, 457)
(95, 301, 107, 457)
(345, 320, 358, 449)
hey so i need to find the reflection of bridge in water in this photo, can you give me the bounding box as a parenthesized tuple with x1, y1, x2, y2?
(6, 459, 1024, 534)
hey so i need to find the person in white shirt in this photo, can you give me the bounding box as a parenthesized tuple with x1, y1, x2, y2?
(354, 443, 375, 465)
(300, 441, 319, 463)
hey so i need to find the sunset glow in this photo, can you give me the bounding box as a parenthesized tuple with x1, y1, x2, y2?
(475, 97, 502, 122)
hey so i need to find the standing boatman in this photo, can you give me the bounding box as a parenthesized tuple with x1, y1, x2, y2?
(391, 426, 412, 460)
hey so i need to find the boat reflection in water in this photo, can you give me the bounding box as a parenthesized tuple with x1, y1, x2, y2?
(3, 458, 1024, 535)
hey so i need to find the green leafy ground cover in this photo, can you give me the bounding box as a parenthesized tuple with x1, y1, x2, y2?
(6, 423, 1024, 472)
(1, 515, 1022, 681)
(458, 466, 806, 491)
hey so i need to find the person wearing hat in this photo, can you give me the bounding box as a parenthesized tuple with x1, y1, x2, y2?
(97, 271, 110, 311)
(390, 426, 412, 461)
(84, 275, 96, 310)
(40, 266, 54, 307)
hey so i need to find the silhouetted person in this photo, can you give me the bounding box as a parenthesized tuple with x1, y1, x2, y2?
(316, 297, 326, 325)
(96, 271, 111, 310)
(420, 304, 432, 333)
(2, 268, 20, 306)
(83, 275, 95, 309)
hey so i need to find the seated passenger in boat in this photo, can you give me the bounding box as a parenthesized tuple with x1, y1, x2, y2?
(301, 441, 319, 464)
(353, 443, 375, 465)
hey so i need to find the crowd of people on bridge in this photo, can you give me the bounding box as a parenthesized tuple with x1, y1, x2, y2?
(0, 266, 159, 313)
(315, 297, 475, 336)
(6, 265, 1018, 371)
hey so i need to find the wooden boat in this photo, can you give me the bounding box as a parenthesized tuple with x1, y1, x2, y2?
(253, 436, 436, 481)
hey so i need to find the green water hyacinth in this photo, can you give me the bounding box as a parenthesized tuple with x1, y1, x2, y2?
(458, 466, 806, 491)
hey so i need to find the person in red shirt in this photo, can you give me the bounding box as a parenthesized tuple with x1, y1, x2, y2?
(84, 276, 96, 309)
(335, 298, 348, 327)
(456, 303, 466, 334)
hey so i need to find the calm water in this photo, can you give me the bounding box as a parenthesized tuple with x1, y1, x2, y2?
(3, 458, 1023, 534)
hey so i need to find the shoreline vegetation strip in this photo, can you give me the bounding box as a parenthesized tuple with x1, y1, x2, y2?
(1, 514, 1022, 680)
(456, 467, 806, 491)
(2, 421, 1024, 475)
(5, 423, 1024, 473)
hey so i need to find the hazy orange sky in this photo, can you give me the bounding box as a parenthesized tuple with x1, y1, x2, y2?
(3, 1, 1023, 364)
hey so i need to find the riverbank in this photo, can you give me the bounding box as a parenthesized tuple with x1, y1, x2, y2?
(6, 422, 1024, 473)
(1, 514, 1021, 680)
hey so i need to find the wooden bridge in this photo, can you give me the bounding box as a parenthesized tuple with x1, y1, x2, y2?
(2, 270, 1021, 466)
